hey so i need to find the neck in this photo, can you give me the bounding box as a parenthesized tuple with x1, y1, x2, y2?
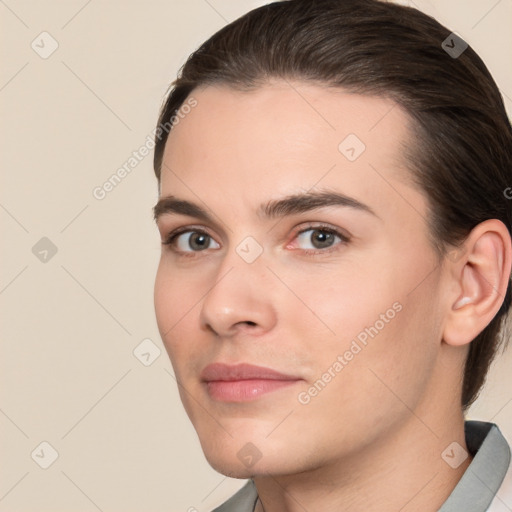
(253, 395, 472, 512)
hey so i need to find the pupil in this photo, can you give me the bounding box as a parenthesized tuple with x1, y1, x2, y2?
(312, 230, 333, 249)
(190, 233, 209, 250)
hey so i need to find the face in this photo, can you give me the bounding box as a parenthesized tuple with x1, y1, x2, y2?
(154, 81, 450, 477)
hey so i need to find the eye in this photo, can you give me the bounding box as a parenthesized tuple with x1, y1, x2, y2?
(162, 224, 349, 257)
(163, 229, 220, 253)
(292, 226, 349, 253)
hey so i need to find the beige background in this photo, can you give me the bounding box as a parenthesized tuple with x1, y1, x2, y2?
(1, 0, 511, 510)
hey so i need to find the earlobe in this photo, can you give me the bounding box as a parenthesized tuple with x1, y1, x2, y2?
(443, 220, 512, 347)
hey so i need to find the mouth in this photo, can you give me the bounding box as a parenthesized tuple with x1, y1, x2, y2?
(200, 362, 302, 402)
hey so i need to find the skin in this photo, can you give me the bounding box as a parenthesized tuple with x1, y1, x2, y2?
(153, 81, 511, 511)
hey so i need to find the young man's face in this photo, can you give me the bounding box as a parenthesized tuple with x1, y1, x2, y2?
(154, 81, 459, 477)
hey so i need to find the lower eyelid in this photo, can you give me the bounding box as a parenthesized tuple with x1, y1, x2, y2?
(281, 235, 337, 256)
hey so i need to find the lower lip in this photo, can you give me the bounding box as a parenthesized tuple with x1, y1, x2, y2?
(205, 379, 300, 402)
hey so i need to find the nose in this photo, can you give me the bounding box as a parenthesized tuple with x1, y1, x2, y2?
(199, 249, 277, 338)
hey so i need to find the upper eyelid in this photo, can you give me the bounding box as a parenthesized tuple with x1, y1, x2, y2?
(162, 222, 346, 237)
(162, 225, 214, 244)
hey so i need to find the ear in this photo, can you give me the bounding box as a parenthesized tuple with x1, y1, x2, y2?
(443, 219, 512, 347)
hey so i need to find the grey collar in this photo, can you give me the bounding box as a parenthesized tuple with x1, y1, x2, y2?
(439, 421, 511, 512)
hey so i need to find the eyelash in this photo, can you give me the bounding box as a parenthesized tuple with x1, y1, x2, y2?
(162, 223, 350, 258)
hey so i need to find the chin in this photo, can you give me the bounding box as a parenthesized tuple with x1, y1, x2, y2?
(192, 414, 310, 476)
(200, 437, 306, 479)
(206, 458, 257, 479)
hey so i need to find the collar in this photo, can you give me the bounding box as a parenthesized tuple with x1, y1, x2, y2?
(439, 420, 511, 512)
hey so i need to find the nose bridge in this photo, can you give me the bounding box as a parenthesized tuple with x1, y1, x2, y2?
(199, 234, 275, 335)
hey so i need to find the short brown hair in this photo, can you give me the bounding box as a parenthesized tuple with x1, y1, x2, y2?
(153, 0, 512, 411)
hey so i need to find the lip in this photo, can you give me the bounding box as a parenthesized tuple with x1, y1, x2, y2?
(201, 362, 299, 382)
(201, 363, 302, 402)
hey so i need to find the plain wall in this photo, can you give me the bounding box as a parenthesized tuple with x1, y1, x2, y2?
(1, 0, 511, 510)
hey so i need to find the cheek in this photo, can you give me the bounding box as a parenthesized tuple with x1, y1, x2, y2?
(290, 301, 437, 457)
(327, 285, 440, 416)
(281, 261, 387, 344)
(154, 258, 221, 385)
(290, 254, 440, 399)
(154, 263, 175, 337)
(154, 256, 207, 327)
(154, 261, 197, 358)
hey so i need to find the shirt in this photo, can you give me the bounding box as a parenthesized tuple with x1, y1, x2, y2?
(211, 420, 512, 511)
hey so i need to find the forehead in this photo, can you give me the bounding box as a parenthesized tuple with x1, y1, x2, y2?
(163, 81, 412, 171)
(160, 81, 425, 224)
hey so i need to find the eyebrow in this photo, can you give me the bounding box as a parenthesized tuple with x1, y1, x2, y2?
(153, 190, 377, 224)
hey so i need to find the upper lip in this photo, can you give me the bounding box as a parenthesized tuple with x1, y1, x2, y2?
(200, 363, 300, 382)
